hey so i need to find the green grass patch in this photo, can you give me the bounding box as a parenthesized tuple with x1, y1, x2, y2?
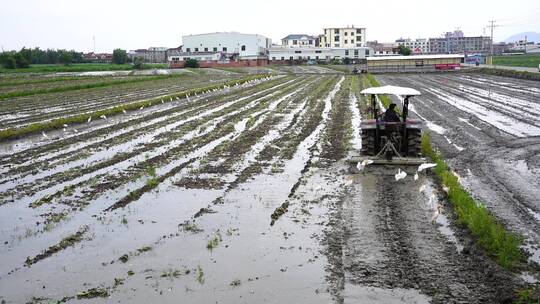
(467, 67, 540, 81)
(0, 63, 168, 74)
(493, 54, 540, 68)
(0, 74, 271, 141)
(0, 74, 181, 100)
(421, 132, 523, 268)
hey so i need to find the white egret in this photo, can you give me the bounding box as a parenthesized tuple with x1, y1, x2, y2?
(414, 172, 419, 181)
(395, 168, 407, 181)
(42, 131, 48, 138)
(87, 116, 92, 123)
(419, 184, 427, 193)
(417, 163, 437, 172)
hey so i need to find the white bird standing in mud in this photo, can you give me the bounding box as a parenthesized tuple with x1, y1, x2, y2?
(356, 159, 373, 171)
(87, 116, 92, 123)
(395, 168, 407, 181)
(41, 131, 48, 139)
(122, 109, 126, 114)
(419, 184, 427, 193)
(63, 124, 68, 128)
(414, 172, 419, 181)
(139, 106, 144, 110)
(418, 163, 437, 172)
(161, 99, 164, 104)
(100, 114, 107, 120)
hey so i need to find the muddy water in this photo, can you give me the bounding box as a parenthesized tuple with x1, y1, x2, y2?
(0, 73, 527, 303)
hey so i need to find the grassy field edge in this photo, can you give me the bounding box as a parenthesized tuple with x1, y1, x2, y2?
(420, 132, 523, 269)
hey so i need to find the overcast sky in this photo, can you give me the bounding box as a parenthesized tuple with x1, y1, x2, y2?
(1, 0, 539, 53)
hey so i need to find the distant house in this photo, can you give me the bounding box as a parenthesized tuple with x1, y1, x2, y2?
(128, 47, 168, 63)
(281, 34, 319, 47)
(83, 52, 113, 63)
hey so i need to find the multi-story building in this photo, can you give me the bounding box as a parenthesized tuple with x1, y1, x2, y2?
(395, 38, 430, 54)
(128, 47, 168, 63)
(428, 30, 491, 54)
(281, 34, 319, 47)
(181, 32, 271, 59)
(320, 26, 366, 48)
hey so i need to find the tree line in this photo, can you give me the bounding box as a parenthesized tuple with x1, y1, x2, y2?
(0, 48, 130, 69)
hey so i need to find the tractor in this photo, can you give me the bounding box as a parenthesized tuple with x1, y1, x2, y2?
(350, 85, 426, 166)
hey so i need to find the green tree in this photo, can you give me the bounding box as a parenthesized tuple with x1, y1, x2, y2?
(185, 58, 200, 68)
(59, 52, 73, 65)
(0, 53, 16, 69)
(13, 53, 30, 68)
(112, 49, 127, 64)
(398, 45, 412, 56)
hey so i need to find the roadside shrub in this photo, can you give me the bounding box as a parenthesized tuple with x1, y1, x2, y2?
(421, 133, 523, 268)
(185, 59, 199, 68)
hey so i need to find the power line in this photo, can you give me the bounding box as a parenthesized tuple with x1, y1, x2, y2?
(487, 20, 500, 56)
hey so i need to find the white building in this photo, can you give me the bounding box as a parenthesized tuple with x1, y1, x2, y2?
(281, 34, 319, 47)
(396, 38, 430, 54)
(320, 26, 367, 48)
(268, 46, 372, 62)
(168, 52, 222, 63)
(182, 32, 271, 59)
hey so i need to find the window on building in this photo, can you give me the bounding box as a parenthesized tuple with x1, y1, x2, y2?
(293, 40, 297, 45)
(289, 56, 293, 60)
(365, 50, 370, 56)
(344, 40, 348, 44)
(223, 47, 227, 52)
(334, 43, 339, 47)
(272, 57, 276, 60)
(316, 56, 319, 60)
(295, 50, 302, 53)
(204, 47, 208, 52)
(356, 29, 361, 34)
(354, 50, 358, 55)
(307, 56, 310, 60)
(334, 36, 339, 42)
(315, 50, 322, 53)
(345, 50, 349, 56)
(213, 47, 217, 51)
(194, 48, 198, 52)
(334, 29, 339, 34)
(186, 48, 191, 52)
(344, 32, 348, 36)
(241, 45, 246, 51)
(281, 57, 284, 60)
(356, 43, 362, 47)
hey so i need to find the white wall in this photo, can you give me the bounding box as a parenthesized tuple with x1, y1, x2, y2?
(268, 47, 373, 61)
(182, 33, 270, 58)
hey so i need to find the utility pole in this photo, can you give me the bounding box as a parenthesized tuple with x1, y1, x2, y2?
(487, 20, 499, 60)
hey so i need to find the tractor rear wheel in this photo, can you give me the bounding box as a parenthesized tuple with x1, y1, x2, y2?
(361, 129, 375, 156)
(407, 129, 422, 157)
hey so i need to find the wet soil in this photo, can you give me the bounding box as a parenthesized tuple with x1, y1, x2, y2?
(0, 72, 533, 303)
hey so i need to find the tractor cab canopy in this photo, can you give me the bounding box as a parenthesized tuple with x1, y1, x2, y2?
(360, 85, 421, 97)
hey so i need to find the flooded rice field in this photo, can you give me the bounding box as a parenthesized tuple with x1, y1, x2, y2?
(0, 69, 538, 303)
